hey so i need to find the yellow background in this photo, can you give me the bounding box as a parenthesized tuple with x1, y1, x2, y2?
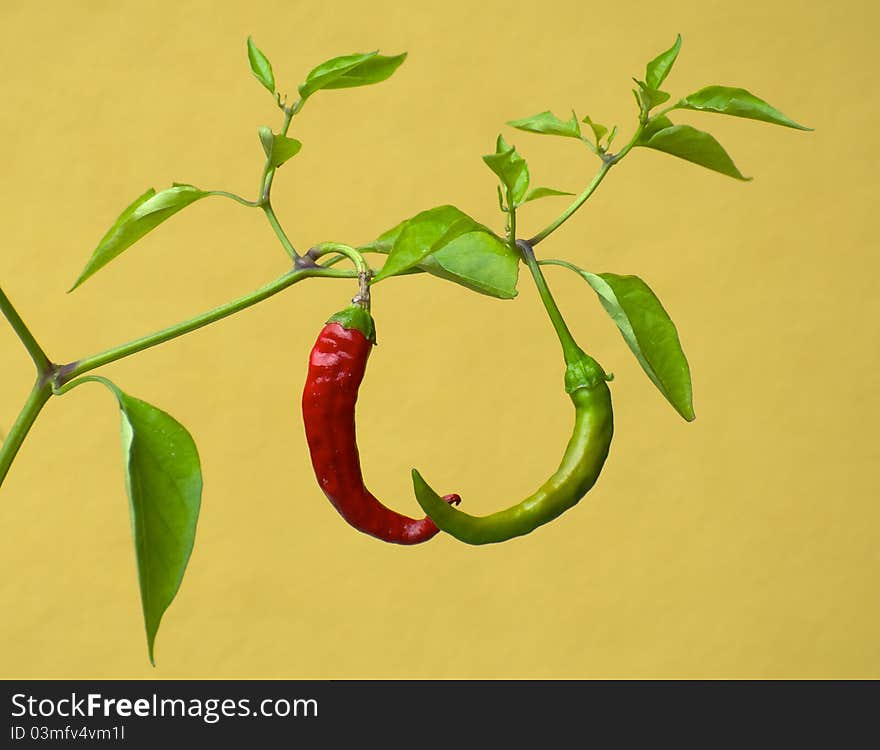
(1, 0, 877, 678)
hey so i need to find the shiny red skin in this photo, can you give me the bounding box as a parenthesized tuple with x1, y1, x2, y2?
(301, 321, 459, 544)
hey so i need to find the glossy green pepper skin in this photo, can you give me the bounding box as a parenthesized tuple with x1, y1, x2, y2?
(412, 238, 615, 545)
(412, 349, 613, 545)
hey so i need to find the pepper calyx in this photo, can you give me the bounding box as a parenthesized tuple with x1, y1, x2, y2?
(327, 305, 377, 344)
(564, 348, 610, 393)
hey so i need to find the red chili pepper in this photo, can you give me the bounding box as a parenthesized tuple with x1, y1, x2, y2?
(301, 304, 460, 544)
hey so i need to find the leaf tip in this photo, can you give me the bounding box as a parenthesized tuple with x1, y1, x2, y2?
(67, 273, 88, 293)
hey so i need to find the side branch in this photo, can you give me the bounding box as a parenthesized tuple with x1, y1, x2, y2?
(56, 264, 356, 385)
(0, 286, 52, 374)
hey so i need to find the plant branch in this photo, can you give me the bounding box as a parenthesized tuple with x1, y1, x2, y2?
(0, 286, 52, 374)
(56, 264, 356, 386)
(506, 188, 517, 253)
(306, 243, 371, 276)
(263, 202, 298, 260)
(259, 107, 295, 203)
(0, 380, 52, 490)
(254, 106, 300, 260)
(517, 240, 581, 364)
(528, 122, 644, 246)
(206, 190, 260, 208)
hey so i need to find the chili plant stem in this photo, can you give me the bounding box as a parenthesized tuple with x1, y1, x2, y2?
(0, 380, 52, 489)
(255, 106, 300, 260)
(0, 286, 51, 374)
(517, 240, 581, 364)
(260, 107, 295, 202)
(528, 122, 644, 246)
(56, 265, 356, 386)
(206, 190, 260, 208)
(263, 202, 298, 260)
(507, 189, 517, 254)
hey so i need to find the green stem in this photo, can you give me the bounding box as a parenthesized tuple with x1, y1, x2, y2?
(537, 258, 586, 275)
(205, 190, 260, 208)
(56, 265, 356, 385)
(517, 240, 581, 364)
(308, 244, 372, 309)
(507, 189, 517, 254)
(321, 248, 390, 268)
(652, 103, 678, 120)
(528, 122, 644, 246)
(307, 243, 370, 276)
(260, 107, 294, 202)
(52, 375, 116, 398)
(263, 202, 298, 260)
(255, 107, 299, 260)
(0, 286, 51, 373)
(0, 379, 52, 490)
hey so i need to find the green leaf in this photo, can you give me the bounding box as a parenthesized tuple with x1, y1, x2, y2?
(247, 36, 275, 94)
(258, 125, 274, 158)
(366, 205, 519, 297)
(95, 379, 202, 664)
(71, 184, 208, 290)
(496, 185, 506, 213)
(549, 262, 694, 420)
(420, 231, 519, 299)
(638, 121, 750, 180)
(641, 115, 674, 140)
(520, 186, 574, 204)
(262, 132, 302, 168)
(507, 110, 581, 139)
(605, 125, 618, 148)
(581, 115, 608, 146)
(373, 205, 492, 282)
(645, 34, 682, 90)
(483, 135, 529, 204)
(675, 85, 812, 130)
(634, 79, 672, 113)
(298, 51, 406, 101)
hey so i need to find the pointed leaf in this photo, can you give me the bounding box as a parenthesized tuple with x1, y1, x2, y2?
(483, 135, 529, 204)
(247, 36, 275, 94)
(258, 126, 274, 158)
(520, 186, 574, 204)
(507, 110, 581, 139)
(364, 206, 518, 297)
(420, 231, 519, 299)
(642, 115, 674, 140)
(94, 379, 202, 664)
(318, 53, 406, 90)
(549, 262, 694, 420)
(581, 115, 608, 145)
(638, 122, 750, 180)
(71, 185, 208, 290)
(298, 51, 406, 101)
(634, 79, 672, 112)
(645, 34, 682, 90)
(675, 85, 811, 130)
(605, 125, 618, 148)
(374, 208, 488, 282)
(268, 134, 302, 168)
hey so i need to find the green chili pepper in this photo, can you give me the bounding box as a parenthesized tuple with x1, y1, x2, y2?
(411, 240, 614, 545)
